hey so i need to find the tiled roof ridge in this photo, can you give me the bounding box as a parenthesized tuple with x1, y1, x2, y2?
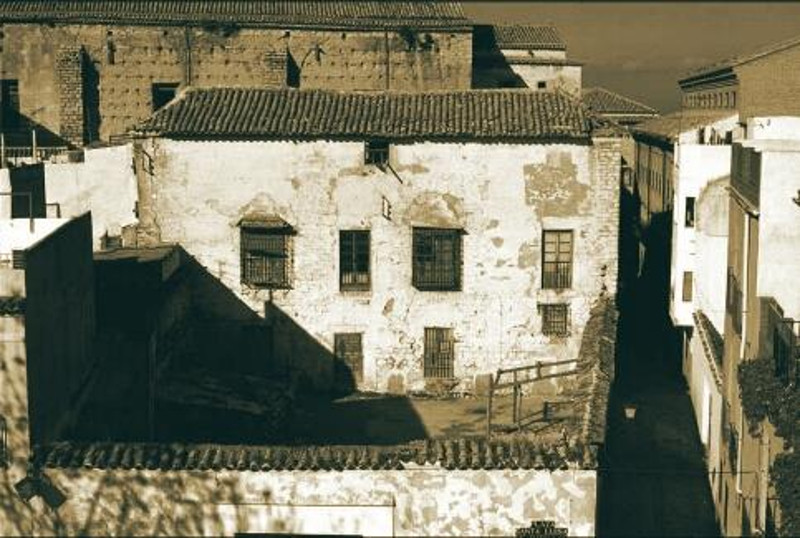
(486, 23, 566, 51)
(582, 87, 659, 115)
(34, 435, 599, 472)
(134, 86, 595, 141)
(0, 1, 470, 29)
(632, 109, 737, 143)
(681, 32, 800, 81)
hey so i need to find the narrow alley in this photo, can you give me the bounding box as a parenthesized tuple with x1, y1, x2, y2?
(598, 226, 720, 537)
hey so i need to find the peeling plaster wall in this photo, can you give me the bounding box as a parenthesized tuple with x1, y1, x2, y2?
(1, 24, 471, 143)
(44, 144, 139, 249)
(137, 137, 621, 393)
(0, 467, 597, 537)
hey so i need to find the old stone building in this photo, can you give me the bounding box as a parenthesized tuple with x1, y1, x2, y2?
(127, 87, 623, 395)
(0, 1, 473, 146)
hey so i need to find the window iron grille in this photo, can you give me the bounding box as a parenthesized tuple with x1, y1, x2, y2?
(539, 304, 569, 337)
(365, 139, 389, 167)
(412, 228, 462, 291)
(240, 227, 291, 289)
(424, 327, 454, 379)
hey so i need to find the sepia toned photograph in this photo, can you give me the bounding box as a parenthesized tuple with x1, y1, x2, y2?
(1, 1, 799, 536)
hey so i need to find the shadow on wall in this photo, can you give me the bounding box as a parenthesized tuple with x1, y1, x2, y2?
(1, 112, 70, 148)
(471, 26, 527, 89)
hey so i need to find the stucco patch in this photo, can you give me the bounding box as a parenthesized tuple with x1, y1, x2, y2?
(394, 162, 430, 175)
(491, 237, 504, 248)
(404, 191, 465, 228)
(486, 219, 499, 230)
(517, 242, 537, 269)
(523, 152, 588, 216)
(383, 298, 395, 316)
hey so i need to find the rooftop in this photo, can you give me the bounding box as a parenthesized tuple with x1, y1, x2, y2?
(681, 33, 800, 82)
(135, 87, 595, 142)
(582, 87, 659, 117)
(632, 109, 737, 143)
(485, 24, 566, 51)
(0, 0, 469, 30)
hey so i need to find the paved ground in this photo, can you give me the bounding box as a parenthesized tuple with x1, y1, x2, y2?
(597, 234, 720, 536)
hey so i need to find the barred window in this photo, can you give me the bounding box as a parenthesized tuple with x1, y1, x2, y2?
(334, 333, 363, 384)
(340, 230, 370, 291)
(540, 304, 569, 337)
(151, 82, 179, 112)
(412, 228, 462, 291)
(424, 327, 454, 379)
(542, 230, 573, 289)
(240, 225, 292, 289)
(365, 139, 389, 167)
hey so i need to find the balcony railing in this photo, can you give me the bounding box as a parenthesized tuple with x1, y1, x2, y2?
(1, 131, 69, 167)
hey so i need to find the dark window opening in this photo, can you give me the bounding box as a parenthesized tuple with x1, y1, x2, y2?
(334, 333, 363, 385)
(287, 52, 300, 88)
(240, 227, 291, 289)
(151, 82, 179, 112)
(340, 230, 370, 291)
(536, 81, 547, 89)
(1, 79, 20, 130)
(726, 268, 742, 335)
(542, 230, 573, 289)
(365, 139, 390, 167)
(540, 304, 569, 337)
(424, 327, 454, 379)
(412, 228, 462, 291)
(685, 197, 695, 227)
(682, 271, 693, 302)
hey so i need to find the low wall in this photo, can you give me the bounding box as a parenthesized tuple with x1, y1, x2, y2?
(0, 467, 596, 537)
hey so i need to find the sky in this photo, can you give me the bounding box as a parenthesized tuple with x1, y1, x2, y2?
(463, 2, 800, 113)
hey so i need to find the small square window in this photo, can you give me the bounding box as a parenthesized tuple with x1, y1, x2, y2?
(537, 81, 547, 89)
(151, 82, 179, 112)
(682, 271, 693, 302)
(540, 304, 569, 337)
(424, 327, 455, 378)
(365, 139, 390, 167)
(685, 197, 695, 227)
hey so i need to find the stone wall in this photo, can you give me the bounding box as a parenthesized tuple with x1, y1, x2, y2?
(0, 466, 597, 536)
(1, 24, 472, 143)
(134, 136, 621, 393)
(55, 45, 85, 147)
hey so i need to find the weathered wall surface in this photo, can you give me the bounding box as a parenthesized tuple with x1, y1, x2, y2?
(737, 45, 800, 120)
(136, 137, 620, 392)
(1, 24, 472, 143)
(757, 149, 800, 318)
(508, 64, 581, 95)
(23, 213, 95, 445)
(669, 145, 731, 327)
(44, 144, 138, 249)
(0, 467, 597, 536)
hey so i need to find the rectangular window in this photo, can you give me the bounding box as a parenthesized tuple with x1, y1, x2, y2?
(1, 79, 20, 129)
(685, 197, 695, 227)
(424, 327, 454, 379)
(542, 230, 573, 289)
(682, 271, 693, 302)
(151, 82, 179, 112)
(340, 230, 370, 291)
(334, 333, 363, 384)
(365, 139, 390, 167)
(240, 226, 291, 289)
(540, 304, 569, 337)
(727, 268, 742, 335)
(412, 228, 462, 291)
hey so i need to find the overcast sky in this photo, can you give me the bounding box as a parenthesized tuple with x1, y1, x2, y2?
(463, 2, 800, 113)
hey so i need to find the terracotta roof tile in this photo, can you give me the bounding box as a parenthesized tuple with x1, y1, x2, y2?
(135, 87, 594, 141)
(582, 87, 659, 116)
(0, 1, 469, 29)
(36, 436, 594, 472)
(489, 25, 565, 51)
